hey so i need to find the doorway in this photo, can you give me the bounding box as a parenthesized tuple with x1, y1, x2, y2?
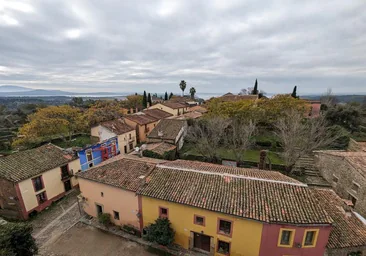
(63, 180, 72, 192)
(96, 204, 103, 215)
(124, 145, 127, 154)
(193, 232, 211, 252)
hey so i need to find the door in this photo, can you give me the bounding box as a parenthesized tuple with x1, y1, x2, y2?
(96, 204, 103, 215)
(193, 233, 211, 252)
(124, 145, 127, 154)
(63, 180, 72, 192)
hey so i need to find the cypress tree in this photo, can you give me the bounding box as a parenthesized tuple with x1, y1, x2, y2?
(169, 92, 173, 99)
(143, 91, 147, 108)
(148, 93, 152, 106)
(291, 86, 297, 98)
(164, 92, 168, 100)
(252, 79, 258, 95)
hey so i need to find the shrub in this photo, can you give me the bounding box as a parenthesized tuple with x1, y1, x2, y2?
(0, 222, 38, 256)
(143, 218, 175, 246)
(98, 213, 111, 226)
(122, 224, 141, 237)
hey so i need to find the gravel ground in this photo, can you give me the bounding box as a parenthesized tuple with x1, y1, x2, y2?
(39, 223, 159, 256)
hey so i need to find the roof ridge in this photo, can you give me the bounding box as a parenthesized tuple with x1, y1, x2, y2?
(156, 164, 307, 187)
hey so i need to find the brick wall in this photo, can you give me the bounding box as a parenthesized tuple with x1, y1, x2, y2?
(316, 153, 366, 217)
(0, 178, 22, 219)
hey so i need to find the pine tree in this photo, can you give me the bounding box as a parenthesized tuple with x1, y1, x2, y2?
(164, 92, 168, 101)
(169, 92, 173, 99)
(143, 91, 147, 108)
(291, 86, 297, 98)
(147, 93, 152, 106)
(252, 79, 258, 95)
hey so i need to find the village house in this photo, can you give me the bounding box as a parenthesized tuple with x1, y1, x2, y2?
(147, 119, 187, 150)
(313, 188, 366, 256)
(138, 160, 332, 256)
(124, 109, 172, 143)
(78, 137, 119, 171)
(91, 119, 136, 154)
(316, 150, 366, 217)
(0, 144, 80, 220)
(148, 102, 188, 116)
(77, 157, 163, 230)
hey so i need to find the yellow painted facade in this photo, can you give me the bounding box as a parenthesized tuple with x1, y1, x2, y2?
(142, 196, 263, 256)
(148, 103, 188, 116)
(79, 178, 140, 229)
(124, 118, 159, 143)
(18, 159, 80, 212)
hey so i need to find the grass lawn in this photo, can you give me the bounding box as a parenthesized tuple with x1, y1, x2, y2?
(180, 144, 284, 165)
(53, 135, 92, 149)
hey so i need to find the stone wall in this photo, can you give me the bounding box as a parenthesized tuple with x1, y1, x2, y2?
(326, 246, 366, 256)
(316, 153, 366, 217)
(0, 178, 22, 219)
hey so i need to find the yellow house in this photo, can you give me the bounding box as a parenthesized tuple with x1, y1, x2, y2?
(138, 160, 332, 256)
(124, 113, 159, 143)
(77, 157, 160, 230)
(0, 144, 81, 220)
(91, 119, 137, 154)
(148, 102, 188, 116)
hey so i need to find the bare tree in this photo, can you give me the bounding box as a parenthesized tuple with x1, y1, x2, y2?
(274, 109, 343, 172)
(225, 118, 256, 163)
(320, 88, 337, 108)
(186, 117, 229, 162)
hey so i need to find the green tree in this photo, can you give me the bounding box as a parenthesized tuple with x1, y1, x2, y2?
(13, 105, 86, 148)
(143, 218, 175, 246)
(189, 87, 196, 99)
(291, 86, 297, 98)
(143, 91, 147, 108)
(164, 92, 168, 101)
(325, 104, 361, 133)
(179, 80, 186, 96)
(0, 222, 38, 256)
(85, 100, 126, 126)
(147, 93, 152, 106)
(252, 79, 258, 95)
(169, 92, 174, 99)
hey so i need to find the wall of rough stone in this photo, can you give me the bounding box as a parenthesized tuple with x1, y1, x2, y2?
(316, 153, 366, 217)
(0, 178, 22, 219)
(326, 246, 366, 256)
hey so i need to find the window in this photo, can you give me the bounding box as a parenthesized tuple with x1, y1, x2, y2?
(348, 194, 357, 207)
(36, 191, 47, 205)
(332, 175, 339, 183)
(129, 133, 132, 139)
(129, 143, 133, 150)
(194, 215, 205, 226)
(218, 219, 232, 237)
(32, 176, 44, 192)
(159, 207, 168, 218)
(302, 229, 319, 247)
(101, 192, 104, 197)
(86, 149, 93, 162)
(278, 229, 295, 247)
(113, 211, 120, 220)
(217, 240, 230, 255)
(352, 182, 360, 193)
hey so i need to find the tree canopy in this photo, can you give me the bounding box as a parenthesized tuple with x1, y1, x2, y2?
(189, 87, 196, 99)
(179, 80, 186, 96)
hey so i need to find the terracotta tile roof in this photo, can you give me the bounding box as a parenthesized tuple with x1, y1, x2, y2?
(0, 144, 76, 182)
(146, 142, 177, 155)
(138, 160, 332, 224)
(100, 119, 134, 135)
(77, 158, 156, 192)
(148, 119, 187, 140)
(317, 151, 366, 175)
(312, 188, 366, 249)
(143, 109, 173, 120)
(125, 112, 158, 125)
(161, 102, 187, 109)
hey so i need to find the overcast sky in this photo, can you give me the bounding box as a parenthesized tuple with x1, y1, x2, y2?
(0, 0, 365, 95)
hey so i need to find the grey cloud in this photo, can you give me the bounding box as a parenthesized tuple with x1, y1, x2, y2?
(0, 0, 365, 95)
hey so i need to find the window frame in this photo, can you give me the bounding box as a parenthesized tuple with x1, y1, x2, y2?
(36, 191, 47, 205)
(159, 206, 169, 218)
(277, 228, 295, 248)
(32, 176, 44, 192)
(193, 214, 205, 226)
(217, 218, 233, 237)
(113, 210, 120, 220)
(352, 182, 360, 193)
(332, 174, 339, 183)
(86, 149, 93, 162)
(216, 239, 230, 255)
(302, 229, 319, 248)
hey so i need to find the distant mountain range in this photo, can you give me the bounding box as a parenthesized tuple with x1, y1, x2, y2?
(0, 85, 123, 97)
